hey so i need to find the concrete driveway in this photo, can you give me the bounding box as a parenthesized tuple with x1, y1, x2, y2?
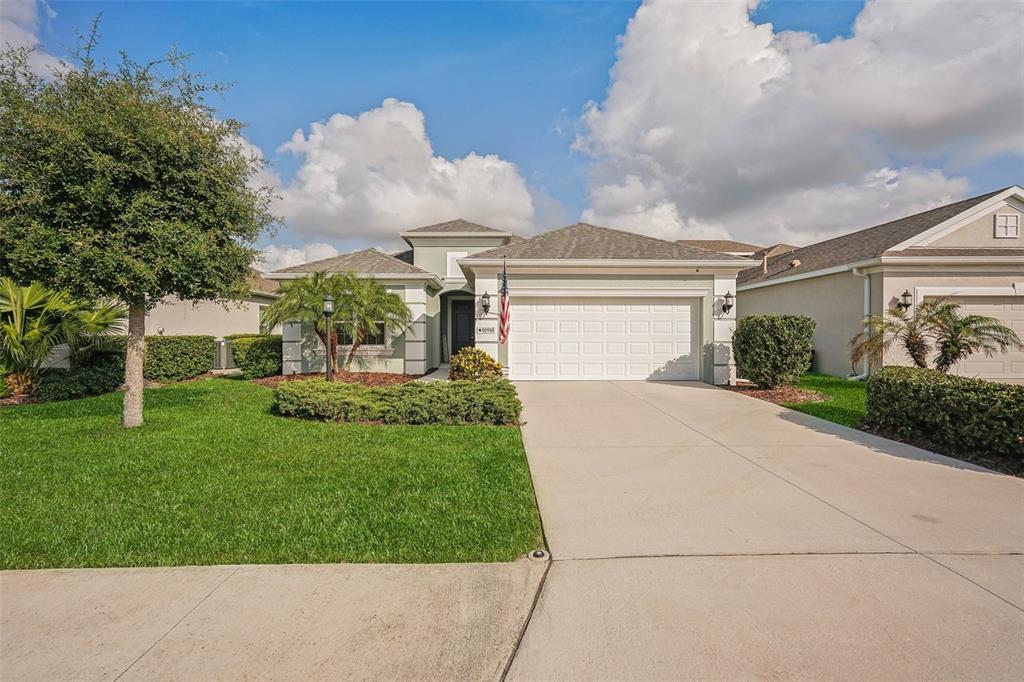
(508, 381, 1024, 680)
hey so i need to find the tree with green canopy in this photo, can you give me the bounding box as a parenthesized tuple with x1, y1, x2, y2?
(0, 24, 277, 426)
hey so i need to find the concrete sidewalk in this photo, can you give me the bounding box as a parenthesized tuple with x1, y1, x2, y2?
(1, 562, 545, 681)
(507, 380, 1024, 680)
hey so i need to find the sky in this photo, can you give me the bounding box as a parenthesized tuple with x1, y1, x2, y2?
(3, 0, 1022, 271)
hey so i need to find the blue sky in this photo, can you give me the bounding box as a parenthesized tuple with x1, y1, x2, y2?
(16, 1, 1024, 263)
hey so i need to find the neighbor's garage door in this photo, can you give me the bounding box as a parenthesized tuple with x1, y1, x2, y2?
(939, 296, 1024, 383)
(507, 297, 700, 380)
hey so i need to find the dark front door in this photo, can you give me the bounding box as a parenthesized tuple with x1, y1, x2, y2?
(451, 300, 475, 358)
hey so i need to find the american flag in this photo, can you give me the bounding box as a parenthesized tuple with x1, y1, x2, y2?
(499, 258, 510, 344)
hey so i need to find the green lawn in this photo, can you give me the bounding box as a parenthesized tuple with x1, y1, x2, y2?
(0, 379, 543, 569)
(783, 373, 868, 429)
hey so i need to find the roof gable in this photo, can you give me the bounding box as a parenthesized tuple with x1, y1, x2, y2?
(275, 248, 431, 275)
(403, 219, 507, 234)
(738, 187, 1013, 286)
(466, 223, 749, 261)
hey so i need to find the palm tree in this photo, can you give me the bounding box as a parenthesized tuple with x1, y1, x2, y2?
(260, 272, 348, 371)
(334, 273, 412, 371)
(931, 305, 1023, 373)
(0, 278, 126, 399)
(850, 301, 941, 371)
(260, 272, 412, 374)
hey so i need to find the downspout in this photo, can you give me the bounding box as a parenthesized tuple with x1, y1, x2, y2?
(849, 267, 870, 380)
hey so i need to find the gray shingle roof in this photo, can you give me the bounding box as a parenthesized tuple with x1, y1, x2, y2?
(738, 189, 1008, 286)
(466, 223, 750, 261)
(403, 219, 507, 234)
(677, 239, 762, 252)
(277, 248, 432, 275)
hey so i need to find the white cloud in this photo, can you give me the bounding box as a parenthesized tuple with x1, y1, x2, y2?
(578, 0, 1021, 246)
(275, 98, 537, 245)
(0, 0, 62, 76)
(257, 243, 340, 273)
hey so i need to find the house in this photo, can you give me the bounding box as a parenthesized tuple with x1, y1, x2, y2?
(145, 270, 280, 339)
(737, 186, 1024, 383)
(266, 220, 753, 384)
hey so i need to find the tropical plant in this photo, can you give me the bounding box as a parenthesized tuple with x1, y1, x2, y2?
(449, 347, 503, 381)
(850, 298, 1022, 373)
(0, 26, 276, 426)
(849, 302, 938, 371)
(260, 273, 348, 371)
(930, 304, 1023, 373)
(334, 273, 412, 371)
(0, 278, 126, 400)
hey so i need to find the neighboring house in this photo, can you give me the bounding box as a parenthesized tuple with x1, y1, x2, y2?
(146, 270, 281, 338)
(738, 186, 1024, 383)
(267, 219, 752, 384)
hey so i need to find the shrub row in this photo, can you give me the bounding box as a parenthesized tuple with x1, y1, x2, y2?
(866, 367, 1024, 458)
(274, 378, 522, 425)
(732, 314, 816, 388)
(34, 335, 216, 402)
(226, 334, 282, 379)
(35, 352, 125, 402)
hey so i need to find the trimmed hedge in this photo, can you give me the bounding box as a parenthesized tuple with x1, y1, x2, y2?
(35, 352, 125, 402)
(226, 334, 282, 379)
(866, 367, 1024, 458)
(274, 378, 522, 425)
(449, 346, 503, 381)
(143, 335, 216, 382)
(733, 315, 816, 388)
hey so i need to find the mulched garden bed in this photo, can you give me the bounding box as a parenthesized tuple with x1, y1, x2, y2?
(252, 371, 416, 388)
(724, 382, 828, 405)
(860, 423, 1024, 478)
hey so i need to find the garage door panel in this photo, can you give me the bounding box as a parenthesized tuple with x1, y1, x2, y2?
(930, 296, 1024, 382)
(508, 296, 700, 381)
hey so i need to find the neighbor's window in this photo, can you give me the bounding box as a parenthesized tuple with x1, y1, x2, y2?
(447, 251, 468, 279)
(994, 214, 1020, 239)
(339, 322, 387, 346)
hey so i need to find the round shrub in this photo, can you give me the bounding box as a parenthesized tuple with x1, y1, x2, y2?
(449, 346, 503, 381)
(227, 334, 282, 379)
(733, 314, 815, 388)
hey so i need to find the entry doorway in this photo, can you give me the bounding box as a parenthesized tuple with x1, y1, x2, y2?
(450, 299, 475, 358)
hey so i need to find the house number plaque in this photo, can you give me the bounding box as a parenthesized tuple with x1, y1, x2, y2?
(476, 325, 496, 335)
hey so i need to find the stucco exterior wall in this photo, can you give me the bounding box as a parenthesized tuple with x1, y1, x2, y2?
(739, 272, 865, 377)
(927, 205, 1024, 248)
(146, 295, 275, 338)
(407, 236, 507, 295)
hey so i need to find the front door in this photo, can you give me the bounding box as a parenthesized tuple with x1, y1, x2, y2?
(451, 300, 475, 358)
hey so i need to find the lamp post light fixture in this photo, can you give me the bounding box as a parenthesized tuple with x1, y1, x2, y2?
(323, 293, 335, 382)
(896, 289, 913, 312)
(722, 291, 735, 315)
(481, 291, 491, 316)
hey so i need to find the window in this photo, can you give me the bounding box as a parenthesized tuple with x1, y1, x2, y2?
(446, 251, 468, 279)
(994, 214, 1020, 239)
(339, 322, 386, 346)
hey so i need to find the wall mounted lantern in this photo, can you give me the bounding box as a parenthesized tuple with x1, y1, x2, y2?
(896, 289, 913, 312)
(722, 291, 734, 315)
(323, 293, 334, 382)
(481, 291, 491, 316)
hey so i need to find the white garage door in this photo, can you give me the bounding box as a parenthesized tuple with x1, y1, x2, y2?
(939, 296, 1024, 383)
(508, 297, 700, 380)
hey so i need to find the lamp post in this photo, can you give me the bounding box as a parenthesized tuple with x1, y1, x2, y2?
(323, 293, 334, 382)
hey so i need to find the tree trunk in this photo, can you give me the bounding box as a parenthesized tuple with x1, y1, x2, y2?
(123, 303, 146, 428)
(344, 329, 362, 371)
